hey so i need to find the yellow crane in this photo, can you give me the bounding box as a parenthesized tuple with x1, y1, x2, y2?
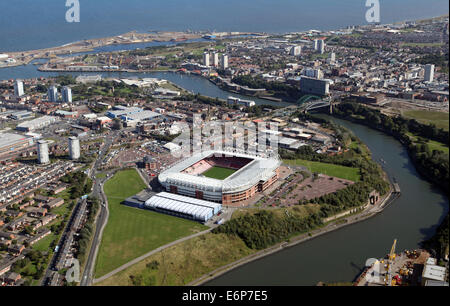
(385, 239, 397, 286)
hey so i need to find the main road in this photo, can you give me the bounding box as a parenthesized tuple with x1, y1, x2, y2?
(80, 130, 119, 286)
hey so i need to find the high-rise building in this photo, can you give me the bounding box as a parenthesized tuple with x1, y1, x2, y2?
(221, 54, 229, 69)
(37, 140, 49, 164)
(329, 52, 336, 63)
(48, 86, 58, 102)
(290, 46, 301, 56)
(14, 79, 24, 97)
(313, 39, 319, 50)
(212, 52, 219, 67)
(318, 40, 325, 54)
(62, 86, 72, 103)
(68, 136, 80, 160)
(304, 68, 322, 79)
(203, 52, 210, 67)
(424, 64, 435, 82)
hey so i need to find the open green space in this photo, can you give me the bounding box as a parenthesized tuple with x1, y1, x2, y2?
(284, 159, 360, 182)
(96, 232, 255, 286)
(403, 110, 449, 131)
(94, 168, 207, 278)
(95, 172, 107, 180)
(202, 166, 237, 180)
(32, 233, 58, 252)
(407, 132, 449, 155)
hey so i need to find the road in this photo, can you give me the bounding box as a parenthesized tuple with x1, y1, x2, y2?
(79, 131, 118, 286)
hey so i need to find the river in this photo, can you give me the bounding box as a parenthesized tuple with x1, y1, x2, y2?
(0, 64, 292, 107)
(205, 115, 448, 285)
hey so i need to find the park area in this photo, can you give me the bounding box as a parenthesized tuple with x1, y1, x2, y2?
(94, 168, 207, 278)
(403, 110, 449, 131)
(202, 166, 237, 180)
(284, 159, 360, 182)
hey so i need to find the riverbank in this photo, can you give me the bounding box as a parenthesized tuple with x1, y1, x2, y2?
(189, 183, 397, 286)
(326, 105, 449, 195)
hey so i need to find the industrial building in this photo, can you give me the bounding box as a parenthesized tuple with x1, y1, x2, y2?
(37, 140, 49, 164)
(0, 133, 34, 157)
(9, 110, 33, 120)
(16, 116, 58, 132)
(120, 110, 162, 125)
(300, 77, 330, 96)
(144, 192, 222, 222)
(106, 106, 143, 119)
(227, 96, 255, 107)
(68, 137, 80, 160)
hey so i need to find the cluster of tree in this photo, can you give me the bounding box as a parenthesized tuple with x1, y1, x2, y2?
(413, 53, 449, 74)
(150, 132, 180, 143)
(422, 214, 449, 259)
(311, 182, 373, 218)
(12, 250, 49, 281)
(246, 104, 277, 117)
(179, 93, 225, 107)
(212, 210, 322, 250)
(55, 75, 77, 86)
(60, 171, 91, 199)
(72, 80, 142, 100)
(332, 102, 449, 193)
(75, 197, 100, 264)
(231, 75, 302, 101)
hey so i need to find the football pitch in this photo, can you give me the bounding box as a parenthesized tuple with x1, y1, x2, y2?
(202, 166, 237, 180)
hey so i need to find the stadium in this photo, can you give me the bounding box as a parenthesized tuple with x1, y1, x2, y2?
(158, 149, 281, 206)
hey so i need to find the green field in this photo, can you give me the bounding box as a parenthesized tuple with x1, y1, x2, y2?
(95, 169, 207, 278)
(284, 159, 361, 182)
(403, 110, 449, 131)
(407, 132, 449, 155)
(202, 166, 237, 180)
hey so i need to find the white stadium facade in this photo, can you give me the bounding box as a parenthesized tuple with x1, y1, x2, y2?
(158, 149, 281, 207)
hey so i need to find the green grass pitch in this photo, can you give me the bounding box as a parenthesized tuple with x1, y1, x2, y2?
(202, 166, 237, 180)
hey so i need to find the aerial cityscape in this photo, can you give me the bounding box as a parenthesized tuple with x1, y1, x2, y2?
(0, 0, 448, 295)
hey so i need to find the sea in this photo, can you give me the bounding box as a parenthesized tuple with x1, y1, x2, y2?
(0, 0, 448, 52)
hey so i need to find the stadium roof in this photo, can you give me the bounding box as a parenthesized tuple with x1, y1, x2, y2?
(158, 149, 281, 194)
(144, 192, 221, 222)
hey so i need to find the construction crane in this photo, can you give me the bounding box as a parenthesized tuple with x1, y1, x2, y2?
(384, 239, 397, 286)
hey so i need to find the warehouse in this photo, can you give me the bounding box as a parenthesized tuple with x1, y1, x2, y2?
(144, 192, 222, 222)
(0, 133, 34, 157)
(16, 116, 58, 132)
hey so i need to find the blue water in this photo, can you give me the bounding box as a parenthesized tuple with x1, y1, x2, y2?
(0, 0, 448, 52)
